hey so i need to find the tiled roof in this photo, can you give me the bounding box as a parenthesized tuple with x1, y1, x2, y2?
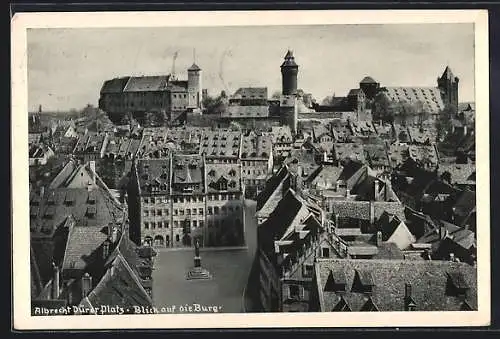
(315, 258, 477, 311)
(84, 253, 153, 309)
(172, 155, 204, 194)
(259, 189, 311, 255)
(205, 163, 241, 193)
(62, 225, 109, 271)
(256, 166, 290, 213)
(136, 159, 171, 195)
(349, 121, 377, 137)
(231, 87, 268, 100)
(333, 143, 365, 163)
(100, 77, 130, 94)
(328, 201, 404, 222)
(331, 121, 354, 142)
(30, 186, 125, 237)
(310, 165, 344, 190)
(199, 130, 241, 158)
(408, 145, 439, 167)
(407, 126, 436, 144)
(241, 134, 273, 159)
(383, 87, 445, 114)
(438, 164, 476, 185)
(270, 126, 293, 143)
(123, 76, 169, 92)
(284, 149, 321, 181)
(224, 105, 269, 118)
(363, 143, 390, 168)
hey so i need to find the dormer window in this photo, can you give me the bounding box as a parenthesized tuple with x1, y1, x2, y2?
(352, 270, 375, 294)
(86, 206, 97, 218)
(64, 192, 76, 206)
(87, 191, 96, 204)
(360, 297, 379, 311)
(324, 269, 347, 292)
(332, 296, 351, 312)
(44, 206, 55, 219)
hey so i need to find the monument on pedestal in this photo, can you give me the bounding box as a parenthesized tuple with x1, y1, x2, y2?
(186, 240, 212, 280)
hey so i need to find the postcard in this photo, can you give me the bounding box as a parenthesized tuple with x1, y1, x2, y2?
(11, 9, 490, 329)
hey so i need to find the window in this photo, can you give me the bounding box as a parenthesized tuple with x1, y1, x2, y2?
(199, 220, 204, 228)
(151, 210, 156, 217)
(151, 197, 155, 204)
(176, 234, 180, 242)
(214, 207, 219, 215)
(144, 222, 149, 229)
(322, 247, 330, 258)
(192, 209, 197, 215)
(187, 209, 191, 215)
(174, 209, 178, 216)
(199, 208, 204, 215)
(208, 207, 213, 215)
(165, 209, 169, 216)
(174, 221, 179, 227)
(289, 285, 300, 299)
(144, 210, 149, 217)
(158, 222, 163, 229)
(303, 264, 314, 278)
(193, 220, 197, 228)
(180, 210, 184, 216)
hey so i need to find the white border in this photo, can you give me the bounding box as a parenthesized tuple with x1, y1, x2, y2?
(11, 9, 490, 329)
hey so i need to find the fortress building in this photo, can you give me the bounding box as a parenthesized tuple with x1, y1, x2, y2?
(98, 60, 203, 125)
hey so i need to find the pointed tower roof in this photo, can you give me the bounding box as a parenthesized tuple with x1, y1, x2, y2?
(441, 66, 455, 79)
(281, 50, 298, 67)
(188, 63, 201, 72)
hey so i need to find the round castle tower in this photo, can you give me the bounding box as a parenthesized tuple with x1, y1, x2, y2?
(187, 62, 202, 111)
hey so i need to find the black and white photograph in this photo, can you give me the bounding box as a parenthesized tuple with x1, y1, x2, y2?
(11, 10, 490, 329)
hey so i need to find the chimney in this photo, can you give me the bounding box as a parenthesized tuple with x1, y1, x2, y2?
(89, 160, 96, 185)
(111, 225, 119, 244)
(369, 201, 375, 225)
(449, 252, 455, 262)
(51, 262, 60, 299)
(404, 283, 415, 311)
(81, 273, 92, 298)
(345, 189, 350, 198)
(374, 179, 380, 201)
(40, 186, 45, 198)
(376, 231, 383, 247)
(102, 239, 110, 260)
(334, 213, 340, 228)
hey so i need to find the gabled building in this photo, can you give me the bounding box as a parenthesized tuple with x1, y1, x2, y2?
(257, 189, 341, 312)
(241, 132, 274, 198)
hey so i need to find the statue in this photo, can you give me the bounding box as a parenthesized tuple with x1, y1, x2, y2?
(195, 239, 200, 257)
(186, 238, 212, 280)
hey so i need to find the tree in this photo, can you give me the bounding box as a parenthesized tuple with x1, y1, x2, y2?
(436, 105, 456, 141)
(372, 92, 394, 123)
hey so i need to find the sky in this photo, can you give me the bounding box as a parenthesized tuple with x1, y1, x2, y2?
(27, 24, 475, 112)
